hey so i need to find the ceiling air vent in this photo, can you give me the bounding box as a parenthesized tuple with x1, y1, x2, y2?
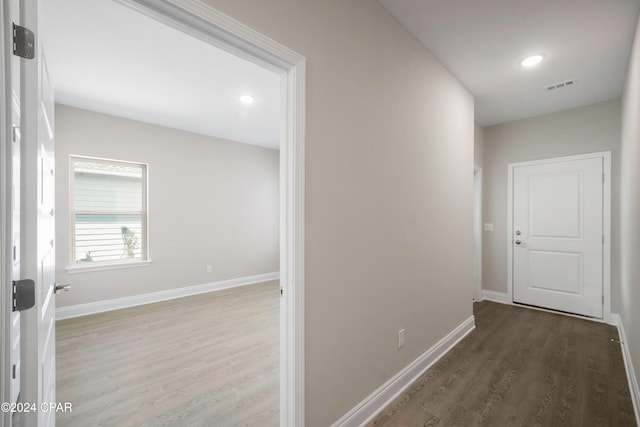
(546, 79, 577, 91)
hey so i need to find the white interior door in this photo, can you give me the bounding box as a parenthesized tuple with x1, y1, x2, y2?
(20, 0, 56, 424)
(2, 0, 25, 416)
(512, 157, 604, 318)
(9, 0, 22, 407)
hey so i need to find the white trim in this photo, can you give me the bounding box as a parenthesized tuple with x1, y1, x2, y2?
(280, 50, 307, 427)
(113, 2, 306, 425)
(330, 316, 476, 427)
(611, 313, 640, 424)
(506, 151, 612, 320)
(479, 290, 510, 304)
(66, 259, 152, 274)
(473, 166, 483, 301)
(610, 313, 620, 327)
(56, 272, 280, 320)
(507, 159, 514, 305)
(602, 152, 612, 323)
(116, 0, 300, 71)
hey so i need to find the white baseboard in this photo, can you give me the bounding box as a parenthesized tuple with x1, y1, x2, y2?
(56, 272, 280, 320)
(479, 290, 510, 304)
(611, 313, 640, 425)
(331, 315, 476, 427)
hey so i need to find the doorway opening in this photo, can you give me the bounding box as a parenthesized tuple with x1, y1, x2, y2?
(47, 0, 284, 425)
(2, 0, 305, 425)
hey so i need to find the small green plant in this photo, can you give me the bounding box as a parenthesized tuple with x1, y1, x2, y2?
(121, 226, 140, 259)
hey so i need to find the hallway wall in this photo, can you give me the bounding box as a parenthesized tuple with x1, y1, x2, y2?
(199, 0, 475, 425)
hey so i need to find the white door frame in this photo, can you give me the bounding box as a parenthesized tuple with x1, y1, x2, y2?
(507, 151, 611, 322)
(473, 165, 482, 301)
(1, 2, 12, 426)
(1, 0, 307, 425)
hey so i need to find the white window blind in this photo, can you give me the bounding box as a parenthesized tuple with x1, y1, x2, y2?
(70, 157, 148, 265)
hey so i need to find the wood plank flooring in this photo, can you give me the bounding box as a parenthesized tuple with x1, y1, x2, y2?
(369, 301, 637, 427)
(55, 280, 279, 427)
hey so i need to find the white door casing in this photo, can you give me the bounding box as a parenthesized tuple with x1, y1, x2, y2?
(473, 166, 482, 301)
(20, 0, 56, 424)
(508, 152, 611, 319)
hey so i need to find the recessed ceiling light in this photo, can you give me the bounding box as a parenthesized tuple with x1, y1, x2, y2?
(239, 95, 255, 105)
(520, 54, 544, 68)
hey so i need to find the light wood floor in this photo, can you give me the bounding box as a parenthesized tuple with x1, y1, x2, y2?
(55, 280, 279, 427)
(369, 301, 637, 427)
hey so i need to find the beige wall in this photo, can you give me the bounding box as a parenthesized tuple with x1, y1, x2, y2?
(482, 99, 622, 310)
(55, 105, 279, 308)
(199, 1, 475, 425)
(620, 13, 640, 402)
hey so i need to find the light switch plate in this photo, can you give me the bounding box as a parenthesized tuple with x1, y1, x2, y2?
(483, 223, 494, 232)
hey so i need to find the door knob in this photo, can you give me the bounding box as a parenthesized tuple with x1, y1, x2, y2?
(515, 240, 522, 245)
(54, 282, 71, 294)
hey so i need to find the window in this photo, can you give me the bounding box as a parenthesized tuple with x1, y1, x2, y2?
(70, 156, 148, 266)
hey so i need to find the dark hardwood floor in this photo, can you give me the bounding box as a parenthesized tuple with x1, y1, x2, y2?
(369, 301, 637, 427)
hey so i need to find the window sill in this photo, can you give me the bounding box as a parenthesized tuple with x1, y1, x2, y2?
(65, 260, 152, 274)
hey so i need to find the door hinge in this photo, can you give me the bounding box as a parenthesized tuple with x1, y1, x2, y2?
(12, 24, 35, 59)
(12, 245, 16, 261)
(12, 126, 20, 143)
(12, 279, 35, 312)
(12, 364, 16, 380)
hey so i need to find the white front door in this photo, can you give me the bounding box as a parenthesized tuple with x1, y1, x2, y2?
(20, 0, 56, 424)
(512, 156, 604, 318)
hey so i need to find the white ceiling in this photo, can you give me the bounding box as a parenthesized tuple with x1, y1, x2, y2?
(43, 0, 281, 150)
(43, 1, 640, 135)
(379, 0, 640, 126)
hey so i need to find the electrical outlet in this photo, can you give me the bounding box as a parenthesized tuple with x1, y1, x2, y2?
(206, 265, 213, 273)
(398, 329, 405, 348)
(483, 223, 494, 232)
